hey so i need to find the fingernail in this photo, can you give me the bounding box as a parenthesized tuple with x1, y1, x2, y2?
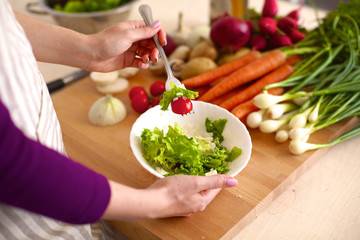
(145, 57, 149, 63)
(225, 178, 238, 187)
(164, 38, 167, 46)
(151, 20, 160, 28)
(155, 55, 159, 62)
(140, 62, 148, 69)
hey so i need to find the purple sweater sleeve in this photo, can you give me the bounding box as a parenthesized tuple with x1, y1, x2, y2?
(0, 100, 111, 224)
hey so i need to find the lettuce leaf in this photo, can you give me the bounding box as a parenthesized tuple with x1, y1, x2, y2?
(140, 118, 242, 176)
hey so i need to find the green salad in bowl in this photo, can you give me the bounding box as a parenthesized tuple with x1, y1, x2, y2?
(130, 101, 252, 178)
(51, 0, 135, 13)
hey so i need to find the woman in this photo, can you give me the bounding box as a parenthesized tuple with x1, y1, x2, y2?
(0, 0, 238, 239)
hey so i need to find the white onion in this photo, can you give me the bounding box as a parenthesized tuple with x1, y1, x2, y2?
(88, 94, 127, 126)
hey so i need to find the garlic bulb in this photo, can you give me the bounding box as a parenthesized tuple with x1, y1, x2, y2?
(88, 94, 127, 126)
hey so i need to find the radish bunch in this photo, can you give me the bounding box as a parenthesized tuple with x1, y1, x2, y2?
(249, 0, 305, 51)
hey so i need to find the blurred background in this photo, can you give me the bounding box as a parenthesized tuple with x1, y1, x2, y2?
(8, 0, 333, 82)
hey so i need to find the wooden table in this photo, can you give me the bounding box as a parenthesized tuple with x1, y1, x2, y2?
(10, 0, 360, 239)
(50, 70, 359, 239)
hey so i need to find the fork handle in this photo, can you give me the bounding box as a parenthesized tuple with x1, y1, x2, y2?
(139, 4, 173, 78)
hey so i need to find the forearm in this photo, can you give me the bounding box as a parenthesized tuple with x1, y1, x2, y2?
(101, 181, 160, 222)
(15, 12, 94, 70)
(0, 100, 111, 224)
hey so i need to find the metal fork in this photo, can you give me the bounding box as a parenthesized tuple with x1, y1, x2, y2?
(139, 4, 184, 91)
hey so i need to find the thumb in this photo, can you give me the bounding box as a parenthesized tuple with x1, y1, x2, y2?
(196, 175, 238, 191)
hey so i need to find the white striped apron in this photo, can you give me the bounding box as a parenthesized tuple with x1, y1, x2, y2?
(0, 1, 116, 239)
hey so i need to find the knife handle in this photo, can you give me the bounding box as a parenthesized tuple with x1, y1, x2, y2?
(47, 79, 64, 93)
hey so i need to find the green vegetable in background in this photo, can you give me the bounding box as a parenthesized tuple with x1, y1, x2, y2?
(140, 118, 242, 176)
(53, 0, 133, 13)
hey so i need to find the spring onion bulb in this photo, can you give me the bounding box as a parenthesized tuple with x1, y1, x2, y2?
(289, 140, 319, 154)
(246, 109, 266, 128)
(293, 91, 309, 106)
(275, 128, 289, 143)
(308, 101, 320, 123)
(259, 119, 288, 133)
(253, 93, 286, 109)
(267, 103, 298, 119)
(289, 125, 360, 154)
(289, 127, 312, 140)
(289, 107, 313, 129)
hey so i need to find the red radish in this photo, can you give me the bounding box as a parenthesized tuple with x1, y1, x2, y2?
(131, 94, 149, 113)
(171, 97, 193, 115)
(262, 0, 278, 17)
(269, 33, 292, 49)
(258, 17, 277, 35)
(163, 35, 176, 56)
(288, 28, 305, 43)
(246, 20, 254, 34)
(150, 81, 165, 96)
(151, 96, 162, 107)
(250, 34, 268, 51)
(210, 16, 251, 52)
(277, 17, 298, 34)
(129, 86, 147, 100)
(286, 0, 304, 21)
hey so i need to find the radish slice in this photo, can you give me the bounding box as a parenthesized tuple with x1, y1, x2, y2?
(96, 78, 129, 94)
(90, 71, 118, 85)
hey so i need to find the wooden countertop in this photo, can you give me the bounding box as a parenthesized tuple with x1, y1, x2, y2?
(10, 0, 360, 239)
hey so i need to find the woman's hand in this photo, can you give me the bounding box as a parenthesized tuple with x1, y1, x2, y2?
(87, 20, 166, 72)
(15, 12, 166, 72)
(102, 175, 238, 222)
(145, 175, 238, 218)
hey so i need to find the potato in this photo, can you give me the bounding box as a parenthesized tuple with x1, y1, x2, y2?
(180, 57, 217, 79)
(217, 47, 251, 65)
(189, 41, 218, 61)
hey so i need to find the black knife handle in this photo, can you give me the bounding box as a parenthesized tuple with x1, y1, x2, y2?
(47, 79, 64, 93)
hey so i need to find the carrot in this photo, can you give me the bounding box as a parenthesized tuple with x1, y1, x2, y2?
(194, 85, 212, 99)
(231, 87, 284, 120)
(231, 99, 259, 120)
(198, 50, 286, 102)
(210, 87, 244, 105)
(182, 50, 261, 88)
(285, 54, 302, 65)
(219, 64, 295, 111)
(209, 76, 226, 87)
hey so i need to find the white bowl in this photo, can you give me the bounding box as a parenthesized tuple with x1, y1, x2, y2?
(130, 101, 252, 178)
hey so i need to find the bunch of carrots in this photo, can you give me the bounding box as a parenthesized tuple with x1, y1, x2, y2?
(182, 48, 305, 123)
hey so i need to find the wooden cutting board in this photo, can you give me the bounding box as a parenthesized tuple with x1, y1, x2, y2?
(51, 70, 358, 240)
